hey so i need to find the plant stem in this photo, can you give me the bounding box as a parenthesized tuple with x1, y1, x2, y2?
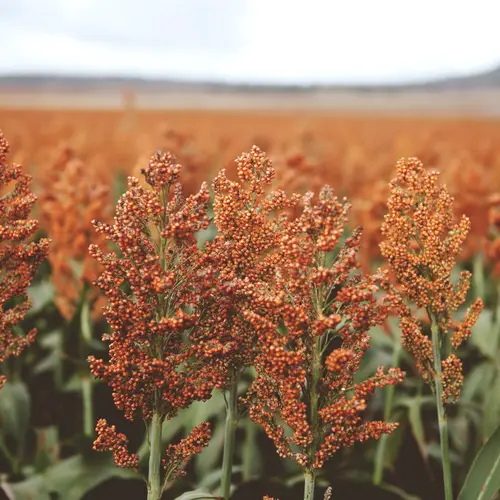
(310, 338, 321, 445)
(80, 294, 94, 439)
(431, 314, 453, 500)
(147, 189, 168, 500)
(303, 339, 321, 500)
(221, 371, 240, 500)
(304, 469, 316, 500)
(81, 375, 93, 438)
(472, 252, 485, 300)
(372, 402, 392, 485)
(373, 341, 401, 484)
(147, 408, 163, 500)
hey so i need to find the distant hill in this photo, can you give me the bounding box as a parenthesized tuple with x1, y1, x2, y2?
(0, 75, 321, 93)
(410, 65, 500, 90)
(0, 64, 499, 93)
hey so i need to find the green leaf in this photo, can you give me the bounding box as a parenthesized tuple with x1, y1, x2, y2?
(483, 386, 500, 442)
(458, 422, 500, 500)
(196, 223, 217, 250)
(27, 281, 55, 315)
(195, 415, 225, 479)
(379, 483, 422, 500)
(462, 363, 495, 403)
(471, 310, 499, 361)
(39, 330, 63, 350)
(198, 466, 242, 493)
(190, 391, 225, 426)
(383, 412, 406, 471)
(34, 426, 60, 472)
(80, 297, 92, 345)
(242, 416, 262, 480)
(174, 490, 217, 500)
(33, 350, 61, 375)
(68, 259, 84, 282)
(62, 374, 85, 393)
(449, 413, 470, 456)
(198, 468, 224, 491)
(285, 472, 308, 487)
(0, 381, 30, 443)
(2, 475, 51, 500)
(426, 442, 461, 466)
(44, 454, 137, 500)
(367, 325, 395, 350)
(88, 338, 106, 351)
(33, 330, 64, 388)
(3, 454, 138, 500)
(161, 415, 185, 442)
(396, 396, 434, 461)
(408, 400, 427, 460)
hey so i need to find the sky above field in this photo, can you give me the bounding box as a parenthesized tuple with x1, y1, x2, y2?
(0, 0, 499, 84)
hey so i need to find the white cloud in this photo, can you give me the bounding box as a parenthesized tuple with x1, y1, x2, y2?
(0, 0, 498, 83)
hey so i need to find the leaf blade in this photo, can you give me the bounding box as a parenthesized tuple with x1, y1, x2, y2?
(458, 423, 500, 500)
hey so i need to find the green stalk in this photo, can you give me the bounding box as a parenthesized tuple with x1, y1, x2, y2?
(80, 295, 94, 438)
(304, 338, 321, 500)
(493, 282, 500, 354)
(147, 189, 168, 500)
(430, 314, 453, 500)
(147, 408, 163, 500)
(147, 189, 170, 500)
(81, 375, 93, 438)
(472, 252, 485, 300)
(221, 371, 240, 500)
(304, 469, 316, 500)
(310, 338, 321, 447)
(373, 341, 402, 484)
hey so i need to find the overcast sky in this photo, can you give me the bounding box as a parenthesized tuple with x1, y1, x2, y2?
(0, 0, 499, 84)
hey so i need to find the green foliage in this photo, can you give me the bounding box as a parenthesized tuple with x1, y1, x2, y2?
(458, 423, 500, 500)
(174, 491, 218, 500)
(0, 381, 30, 445)
(2, 455, 136, 500)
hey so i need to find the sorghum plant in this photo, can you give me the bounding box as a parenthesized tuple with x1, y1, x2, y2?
(39, 150, 110, 321)
(244, 186, 404, 500)
(487, 194, 500, 278)
(194, 146, 300, 499)
(88, 152, 216, 500)
(0, 131, 49, 389)
(380, 157, 484, 500)
(39, 151, 112, 438)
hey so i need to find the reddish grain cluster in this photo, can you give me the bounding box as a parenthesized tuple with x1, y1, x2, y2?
(192, 146, 300, 388)
(88, 151, 213, 470)
(488, 194, 500, 277)
(381, 157, 483, 402)
(243, 184, 404, 473)
(0, 131, 49, 389)
(94, 418, 139, 469)
(163, 421, 211, 480)
(39, 149, 111, 319)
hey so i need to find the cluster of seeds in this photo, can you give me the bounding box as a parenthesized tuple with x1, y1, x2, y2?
(0, 131, 49, 389)
(381, 157, 483, 402)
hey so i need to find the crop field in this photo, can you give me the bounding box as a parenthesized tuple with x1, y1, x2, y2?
(0, 105, 500, 500)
